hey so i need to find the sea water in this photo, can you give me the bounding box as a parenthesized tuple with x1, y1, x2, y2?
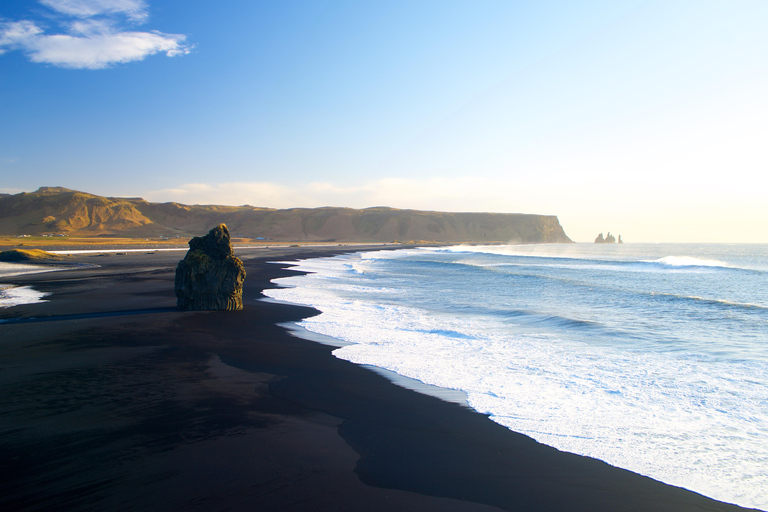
(0, 263, 57, 308)
(0, 284, 49, 309)
(0, 262, 59, 279)
(263, 243, 768, 510)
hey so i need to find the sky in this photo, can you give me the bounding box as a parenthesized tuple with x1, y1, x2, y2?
(1, 0, 767, 243)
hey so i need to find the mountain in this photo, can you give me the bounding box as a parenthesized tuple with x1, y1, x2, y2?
(0, 188, 573, 243)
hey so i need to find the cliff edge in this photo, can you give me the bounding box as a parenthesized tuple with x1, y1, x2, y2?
(0, 187, 573, 244)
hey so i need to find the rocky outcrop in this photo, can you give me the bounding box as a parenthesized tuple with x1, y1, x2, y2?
(174, 224, 246, 310)
(595, 232, 617, 243)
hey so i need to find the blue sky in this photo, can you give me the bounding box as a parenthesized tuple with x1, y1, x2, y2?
(1, 0, 766, 242)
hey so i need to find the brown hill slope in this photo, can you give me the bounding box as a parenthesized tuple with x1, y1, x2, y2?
(0, 188, 154, 236)
(0, 188, 572, 243)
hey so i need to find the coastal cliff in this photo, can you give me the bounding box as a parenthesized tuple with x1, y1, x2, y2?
(0, 187, 573, 243)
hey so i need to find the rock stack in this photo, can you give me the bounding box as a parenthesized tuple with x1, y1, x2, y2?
(175, 224, 246, 310)
(595, 232, 617, 244)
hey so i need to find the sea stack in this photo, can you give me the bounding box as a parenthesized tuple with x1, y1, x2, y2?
(175, 224, 246, 310)
(595, 232, 616, 243)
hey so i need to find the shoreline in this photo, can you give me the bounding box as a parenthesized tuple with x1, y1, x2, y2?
(0, 247, 759, 511)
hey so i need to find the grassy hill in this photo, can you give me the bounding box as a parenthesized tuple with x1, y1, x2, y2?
(0, 248, 69, 261)
(0, 187, 572, 244)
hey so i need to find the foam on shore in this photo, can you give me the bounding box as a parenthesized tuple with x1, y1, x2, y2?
(0, 284, 49, 309)
(265, 246, 768, 511)
(0, 262, 61, 278)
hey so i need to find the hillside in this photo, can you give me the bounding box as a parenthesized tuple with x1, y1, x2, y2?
(0, 187, 572, 243)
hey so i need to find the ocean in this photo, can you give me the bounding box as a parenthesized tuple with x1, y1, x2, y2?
(264, 243, 768, 510)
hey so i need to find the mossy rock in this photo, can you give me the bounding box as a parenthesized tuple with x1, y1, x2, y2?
(175, 224, 246, 311)
(0, 249, 68, 262)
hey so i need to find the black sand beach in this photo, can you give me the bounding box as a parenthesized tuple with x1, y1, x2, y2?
(0, 247, 758, 512)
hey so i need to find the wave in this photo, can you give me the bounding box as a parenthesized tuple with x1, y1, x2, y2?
(507, 311, 605, 332)
(623, 259, 767, 276)
(447, 303, 609, 334)
(434, 248, 760, 274)
(266, 249, 768, 509)
(649, 291, 768, 313)
(432, 244, 577, 258)
(644, 256, 731, 269)
(461, 263, 768, 315)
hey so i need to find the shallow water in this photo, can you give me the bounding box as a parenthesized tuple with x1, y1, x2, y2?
(0, 262, 59, 279)
(0, 284, 49, 309)
(0, 263, 59, 309)
(265, 243, 768, 510)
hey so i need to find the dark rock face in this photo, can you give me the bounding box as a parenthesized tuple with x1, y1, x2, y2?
(175, 224, 246, 310)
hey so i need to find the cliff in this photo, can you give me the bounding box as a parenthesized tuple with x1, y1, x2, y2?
(0, 187, 573, 244)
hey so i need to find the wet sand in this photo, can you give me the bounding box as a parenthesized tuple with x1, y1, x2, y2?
(0, 247, 758, 511)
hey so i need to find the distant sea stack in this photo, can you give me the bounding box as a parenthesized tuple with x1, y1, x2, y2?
(175, 224, 246, 311)
(595, 232, 621, 244)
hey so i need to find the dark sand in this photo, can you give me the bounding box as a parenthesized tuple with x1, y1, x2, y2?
(0, 247, 759, 512)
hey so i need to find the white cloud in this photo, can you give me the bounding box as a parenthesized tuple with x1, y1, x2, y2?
(0, 0, 190, 69)
(0, 21, 43, 46)
(27, 29, 188, 69)
(67, 18, 117, 35)
(40, 0, 148, 22)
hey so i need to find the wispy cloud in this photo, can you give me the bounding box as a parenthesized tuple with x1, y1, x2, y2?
(0, 0, 190, 69)
(41, 0, 149, 22)
(145, 177, 530, 213)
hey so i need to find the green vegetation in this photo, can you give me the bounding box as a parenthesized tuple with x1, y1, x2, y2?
(184, 249, 212, 269)
(0, 249, 69, 262)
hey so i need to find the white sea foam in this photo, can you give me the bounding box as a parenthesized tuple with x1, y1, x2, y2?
(0, 262, 59, 278)
(651, 255, 731, 268)
(0, 262, 59, 309)
(434, 243, 577, 258)
(0, 284, 49, 308)
(265, 248, 768, 510)
(436, 244, 764, 273)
